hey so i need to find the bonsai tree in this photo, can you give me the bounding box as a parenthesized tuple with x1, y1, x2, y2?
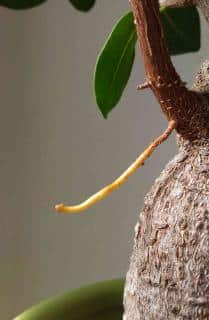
(5, 0, 209, 319)
(123, 1, 209, 319)
(57, 0, 209, 318)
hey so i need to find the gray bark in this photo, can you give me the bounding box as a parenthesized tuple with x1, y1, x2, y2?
(123, 1, 209, 318)
(123, 136, 209, 319)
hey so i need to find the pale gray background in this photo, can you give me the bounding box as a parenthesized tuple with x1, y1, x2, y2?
(0, 1, 208, 319)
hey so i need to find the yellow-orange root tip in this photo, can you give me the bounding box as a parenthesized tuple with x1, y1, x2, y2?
(55, 203, 64, 212)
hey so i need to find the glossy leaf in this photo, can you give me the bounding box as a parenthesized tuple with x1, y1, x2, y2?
(14, 279, 124, 320)
(94, 7, 200, 118)
(69, 0, 95, 12)
(160, 6, 200, 55)
(0, 0, 47, 9)
(94, 11, 137, 118)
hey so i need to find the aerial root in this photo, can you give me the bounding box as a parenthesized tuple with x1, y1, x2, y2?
(55, 120, 176, 214)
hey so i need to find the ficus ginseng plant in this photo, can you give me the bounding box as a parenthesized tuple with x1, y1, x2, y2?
(55, 4, 201, 214)
(4, 0, 209, 319)
(57, 0, 209, 318)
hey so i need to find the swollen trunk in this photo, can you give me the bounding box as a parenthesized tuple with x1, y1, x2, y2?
(124, 136, 209, 319)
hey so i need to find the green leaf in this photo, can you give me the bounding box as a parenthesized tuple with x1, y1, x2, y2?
(160, 6, 200, 55)
(69, 0, 95, 12)
(94, 11, 137, 118)
(14, 279, 124, 320)
(94, 7, 200, 118)
(0, 0, 47, 9)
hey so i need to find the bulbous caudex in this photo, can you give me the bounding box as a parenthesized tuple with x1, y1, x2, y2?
(123, 0, 209, 319)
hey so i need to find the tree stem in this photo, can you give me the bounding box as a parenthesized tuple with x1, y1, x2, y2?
(130, 0, 209, 140)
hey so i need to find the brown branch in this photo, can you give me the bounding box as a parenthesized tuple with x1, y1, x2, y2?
(130, 0, 209, 140)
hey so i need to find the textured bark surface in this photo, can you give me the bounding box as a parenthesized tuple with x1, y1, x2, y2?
(124, 137, 209, 319)
(123, 1, 209, 319)
(130, 0, 209, 140)
(198, 0, 209, 24)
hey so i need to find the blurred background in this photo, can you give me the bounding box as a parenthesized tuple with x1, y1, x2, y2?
(0, 0, 208, 318)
